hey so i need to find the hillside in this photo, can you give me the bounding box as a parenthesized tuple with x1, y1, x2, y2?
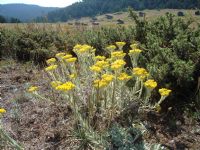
(42, 0, 200, 22)
(0, 4, 58, 22)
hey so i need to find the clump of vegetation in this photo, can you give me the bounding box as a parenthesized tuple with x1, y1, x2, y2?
(177, 11, 184, 16)
(28, 41, 172, 148)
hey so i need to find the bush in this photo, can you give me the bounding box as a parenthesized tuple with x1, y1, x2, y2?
(177, 11, 184, 16)
(195, 10, 200, 16)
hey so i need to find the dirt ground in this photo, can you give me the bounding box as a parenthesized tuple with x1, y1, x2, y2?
(0, 60, 200, 150)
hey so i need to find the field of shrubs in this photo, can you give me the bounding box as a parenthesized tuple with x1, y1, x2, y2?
(0, 11, 200, 149)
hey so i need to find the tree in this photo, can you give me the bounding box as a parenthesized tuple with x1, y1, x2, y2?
(0, 15, 7, 23)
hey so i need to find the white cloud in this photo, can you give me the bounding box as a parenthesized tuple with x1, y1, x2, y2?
(0, 0, 80, 7)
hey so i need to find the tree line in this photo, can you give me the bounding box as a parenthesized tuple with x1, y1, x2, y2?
(0, 15, 21, 23)
(36, 0, 200, 22)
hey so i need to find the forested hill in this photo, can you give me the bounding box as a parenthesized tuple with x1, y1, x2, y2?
(0, 4, 58, 22)
(41, 0, 200, 22)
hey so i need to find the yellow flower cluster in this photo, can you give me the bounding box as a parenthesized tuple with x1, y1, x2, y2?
(28, 86, 38, 93)
(116, 42, 126, 48)
(0, 108, 6, 114)
(159, 88, 172, 96)
(65, 57, 77, 63)
(45, 65, 58, 72)
(111, 51, 126, 59)
(95, 60, 109, 68)
(56, 52, 65, 58)
(46, 58, 56, 65)
(55, 82, 75, 91)
(133, 67, 149, 79)
(51, 81, 62, 89)
(111, 59, 126, 70)
(94, 74, 114, 88)
(62, 54, 73, 60)
(130, 43, 138, 49)
(129, 49, 142, 55)
(106, 45, 116, 51)
(102, 74, 114, 82)
(90, 65, 102, 72)
(144, 79, 157, 89)
(118, 73, 132, 81)
(74, 44, 94, 53)
(94, 55, 106, 61)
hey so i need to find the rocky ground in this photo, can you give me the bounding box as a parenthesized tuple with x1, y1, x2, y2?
(0, 60, 200, 150)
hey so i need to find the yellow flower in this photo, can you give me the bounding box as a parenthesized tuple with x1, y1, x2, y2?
(130, 43, 138, 49)
(62, 54, 73, 59)
(111, 51, 126, 59)
(74, 44, 82, 51)
(106, 45, 116, 51)
(69, 73, 77, 79)
(102, 74, 114, 82)
(46, 58, 56, 65)
(28, 86, 38, 93)
(144, 80, 157, 89)
(133, 67, 149, 78)
(118, 73, 132, 81)
(159, 88, 172, 96)
(95, 60, 109, 68)
(51, 81, 62, 89)
(129, 49, 142, 55)
(90, 65, 102, 72)
(93, 79, 108, 88)
(74, 44, 93, 54)
(56, 82, 75, 91)
(45, 65, 58, 72)
(94, 55, 106, 61)
(56, 52, 65, 58)
(116, 42, 126, 49)
(0, 108, 6, 114)
(65, 57, 77, 63)
(111, 59, 126, 70)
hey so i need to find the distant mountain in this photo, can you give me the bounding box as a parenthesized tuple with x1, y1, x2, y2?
(0, 4, 58, 22)
(42, 0, 199, 22)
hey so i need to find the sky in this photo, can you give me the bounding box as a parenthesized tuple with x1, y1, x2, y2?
(0, 0, 80, 7)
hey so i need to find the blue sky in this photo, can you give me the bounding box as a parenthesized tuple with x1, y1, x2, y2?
(0, 0, 80, 7)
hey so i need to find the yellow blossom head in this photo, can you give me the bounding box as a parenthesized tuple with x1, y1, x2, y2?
(93, 79, 108, 89)
(65, 57, 77, 63)
(46, 58, 56, 65)
(133, 67, 149, 79)
(129, 49, 142, 55)
(130, 43, 138, 49)
(111, 51, 126, 59)
(45, 65, 58, 72)
(62, 54, 73, 60)
(106, 45, 116, 52)
(94, 55, 106, 61)
(116, 42, 126, 49)
(95, 60, 109, 68)
(56, 52, 65, 58)
(159, 88, 172, 96)
(0, 108, 6, 114)
(102, 74, 114, 82)
(118, 73, 132, 81)
(55, 82, 75, 91)
(28, 86, 38, 93)
(90, 65, 102, 72)
(51, 81, 62, 89)
(144, 79, 157, 89)
(111, 59, 126, 70)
